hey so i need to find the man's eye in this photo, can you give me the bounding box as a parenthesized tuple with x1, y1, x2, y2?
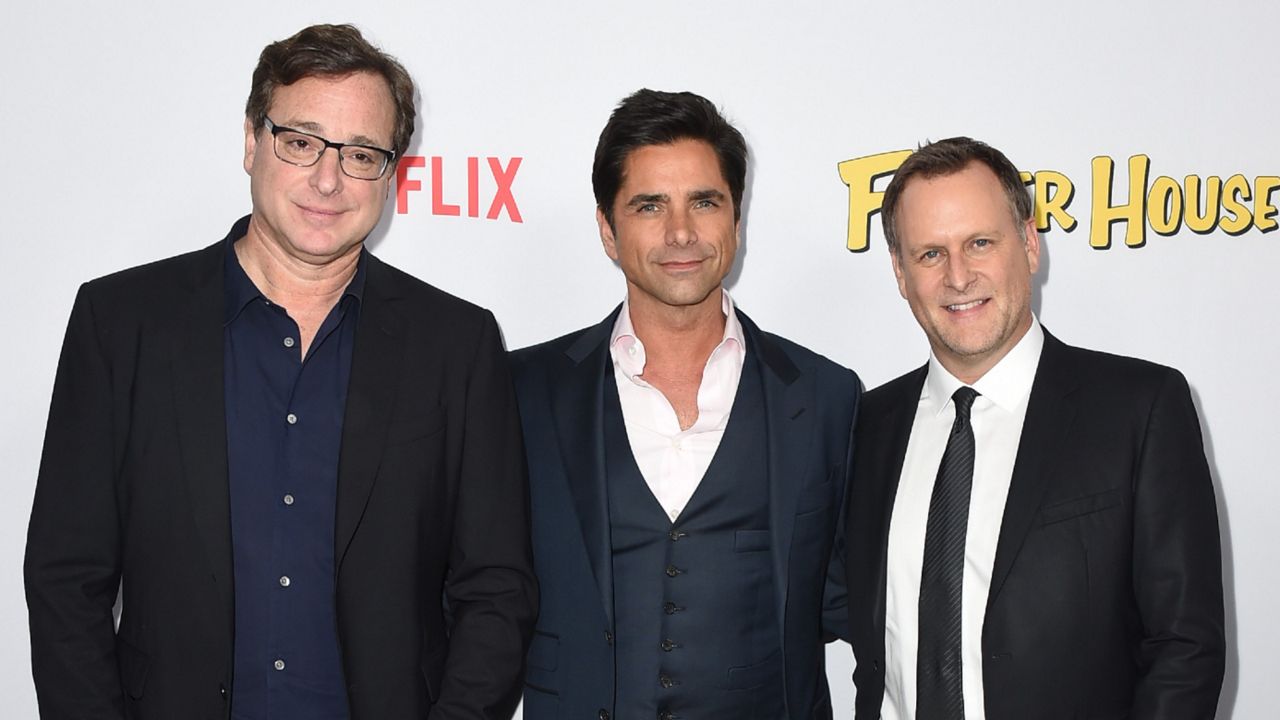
(973, 238, 991, 248)
(922, 249, 941, 260)
(694, 199, 716, 209)
(637, 203, 659, 213)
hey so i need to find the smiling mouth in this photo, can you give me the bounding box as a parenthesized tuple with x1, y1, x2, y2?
(946, 299, 987, 312)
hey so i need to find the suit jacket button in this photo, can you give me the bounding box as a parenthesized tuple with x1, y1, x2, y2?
(659, 711, 675, 720)
(598, 710, 611, 720)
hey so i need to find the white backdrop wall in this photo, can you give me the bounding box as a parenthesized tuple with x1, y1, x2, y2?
(2, 2, 1272, 717)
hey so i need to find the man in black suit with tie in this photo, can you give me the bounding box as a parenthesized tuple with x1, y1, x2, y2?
(25, 24, 535, 720)
(511, 89, 860, 719)
(845, 137, 1224, 720)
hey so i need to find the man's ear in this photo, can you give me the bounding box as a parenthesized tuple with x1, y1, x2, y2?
(598, 207, 619, 261)
(243, 117, 258, 175)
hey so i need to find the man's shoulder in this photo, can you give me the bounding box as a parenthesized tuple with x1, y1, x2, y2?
(84, 242, 220, 296)
(738, 312, 860, 392)
(366, 253, 492, 326)
(509, 321, 608, 374)
(1043, 332, 1189, 399)
(862, 364, 928, 412)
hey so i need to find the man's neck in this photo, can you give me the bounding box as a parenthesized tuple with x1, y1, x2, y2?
(234, 222, 360, 313)
(627, 287, 727, 373)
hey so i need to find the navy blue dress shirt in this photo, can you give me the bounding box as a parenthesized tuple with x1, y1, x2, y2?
(223, 219, 364, 720)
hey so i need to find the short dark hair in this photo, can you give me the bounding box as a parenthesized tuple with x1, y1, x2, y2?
(245, 24, 416, 158)
(881, 136, 1033, 254)
(592, 89, 748, 228)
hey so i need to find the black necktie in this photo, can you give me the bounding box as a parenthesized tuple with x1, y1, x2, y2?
(917, 386, 979, 720)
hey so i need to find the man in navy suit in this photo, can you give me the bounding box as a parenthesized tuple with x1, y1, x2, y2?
(845, 137, 1224, 719)
(511, 89, 860, 719)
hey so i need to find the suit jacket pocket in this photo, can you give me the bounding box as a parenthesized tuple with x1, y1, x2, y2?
(796, 468, 839, 515)
(727, 649, 781, 690)
(527, 630, 559, 672)
(386, 405, 445, 447)
(734, 529, 770, 552)
(116, 635, 149, 700)
(1040, 488, 1122, 525)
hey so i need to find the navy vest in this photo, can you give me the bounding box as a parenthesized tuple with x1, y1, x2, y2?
(605, 350, 785, 720)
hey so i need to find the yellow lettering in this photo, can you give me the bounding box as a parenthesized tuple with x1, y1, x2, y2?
(1146, 176, 1183, 236)
(1183, 175, 1222, 234)
(1219, 174, 1253, 235)
(1033, 170, 1077, 232)
(1090, 155, 1149, 249)
(1255, 176, 1280, 233)
(838, 150, 912, 252)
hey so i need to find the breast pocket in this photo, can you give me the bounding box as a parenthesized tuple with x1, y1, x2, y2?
(1040, 488, 1123, 525)
(796, 465, 840, 516)
(385, 405, 445, 447)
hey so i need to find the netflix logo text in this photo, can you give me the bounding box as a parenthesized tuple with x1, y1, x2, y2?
(395, 156, 523, 222)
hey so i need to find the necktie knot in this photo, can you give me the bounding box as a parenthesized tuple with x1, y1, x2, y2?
(952, 386, 979, 421)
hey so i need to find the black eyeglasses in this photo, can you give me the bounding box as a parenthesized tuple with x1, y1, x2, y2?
(264, 117, 396, 181)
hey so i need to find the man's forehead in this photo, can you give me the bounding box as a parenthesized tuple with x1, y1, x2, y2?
(267, 72, 395, 144)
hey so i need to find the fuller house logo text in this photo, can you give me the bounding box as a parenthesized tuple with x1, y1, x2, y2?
(838, 150, 1279, 252)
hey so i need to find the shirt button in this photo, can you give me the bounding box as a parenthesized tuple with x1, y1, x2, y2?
(286, 413, 297, 425)
(278, 575, 291, 588)
(283, 337, 295, 348)
(283, 494, 295, 506)
(627, 345, 637, 356)
(273, 659, 285, 671)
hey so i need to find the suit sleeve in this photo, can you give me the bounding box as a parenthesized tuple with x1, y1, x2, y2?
(24, 284, 127, 719)
(1130, 368, 1225, 719)
(823, 371, 862, 643)
(431, 311, 538, 720)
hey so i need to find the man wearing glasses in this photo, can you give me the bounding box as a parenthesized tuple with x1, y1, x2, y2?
(24, 24, 536, 720)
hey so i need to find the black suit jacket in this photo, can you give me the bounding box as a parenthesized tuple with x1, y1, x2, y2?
(25, 237, 537, 720)
(847, 330, 1224, 720)
(510, 307, 860, 719)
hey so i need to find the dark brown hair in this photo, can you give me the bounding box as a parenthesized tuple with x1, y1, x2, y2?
(245, 24, 416, 157)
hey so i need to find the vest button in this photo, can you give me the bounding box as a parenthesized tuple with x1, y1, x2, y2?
(659, 673, 675, 689)
(598, 710, 611, 720)
(605, 630, 613, 645)
(659, 711, 675, 720)
(665, 564, 682, 577)
(660, 638, 678, 652)
(663, 601, 683, 615)
(668, 529, 687, 541)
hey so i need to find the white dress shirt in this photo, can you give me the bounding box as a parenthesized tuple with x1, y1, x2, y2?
(882, 318, 1044, 720)
(608, 291, 746, 522)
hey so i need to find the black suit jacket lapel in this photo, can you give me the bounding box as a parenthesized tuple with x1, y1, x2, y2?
(868, 366, 926, 629)
(551, 309, 619, 630)
(987, 330, 1080, 605)
(335, 255, 406, 572)
(171, 242, 234, 624)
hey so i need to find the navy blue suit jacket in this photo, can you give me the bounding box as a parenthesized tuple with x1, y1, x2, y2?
(510, 306, 860, 719)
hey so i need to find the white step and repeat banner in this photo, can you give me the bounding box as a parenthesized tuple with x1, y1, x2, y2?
(2, 2, 1272, 717)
